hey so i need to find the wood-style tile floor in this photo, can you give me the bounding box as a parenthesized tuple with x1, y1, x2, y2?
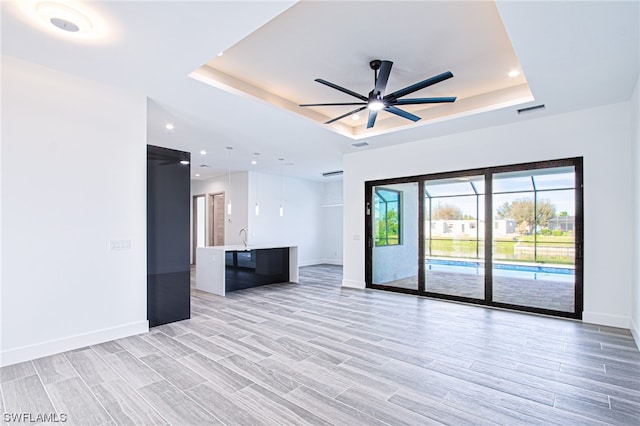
(2, 265, 639, 425)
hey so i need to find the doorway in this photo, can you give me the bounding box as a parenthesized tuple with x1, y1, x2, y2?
(192, 192, 226, 264)
(365, 158, 583, 319)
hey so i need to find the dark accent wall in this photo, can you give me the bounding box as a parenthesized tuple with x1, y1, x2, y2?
(147, 145, 191, 327)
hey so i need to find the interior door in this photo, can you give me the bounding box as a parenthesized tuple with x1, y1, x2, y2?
(208, 192, 225, 246)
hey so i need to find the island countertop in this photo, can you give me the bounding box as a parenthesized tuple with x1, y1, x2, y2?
(202, 244, 297, 252)
(195, 245, 299, 296)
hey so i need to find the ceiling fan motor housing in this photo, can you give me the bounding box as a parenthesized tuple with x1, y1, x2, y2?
(299, 59, 456, 128)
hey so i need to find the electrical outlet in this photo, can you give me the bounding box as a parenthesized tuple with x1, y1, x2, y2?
(110, 240, 131, 250)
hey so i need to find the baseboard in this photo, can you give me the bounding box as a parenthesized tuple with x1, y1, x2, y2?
(298, 259, 343, 267)
(582, 311, 630, 329)
(631, 317, 640, 351)
(0, 320, 149, 367)
(298, 259, 325, 267)
(342, 279, 365, 289)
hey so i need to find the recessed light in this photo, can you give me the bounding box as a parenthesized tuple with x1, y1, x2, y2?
(36, 2, 93, 33)
(50, 17, 79, 32)
(508, 69, 520, 78)
(195, 173, 200, 177)
(180, 160, 189, 165)
(217, 52, 224, 57)
(200, 150, 207, 155)
(251, 160, 257, 165)
(165, 123, 174, 130)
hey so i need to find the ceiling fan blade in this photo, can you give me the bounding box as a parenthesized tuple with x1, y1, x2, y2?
(367, 109, 379, 128)
(374, 60, 393, 95)
(394, 97, 457, 105)
(385, 71, 454, 101)
(385, 106, 421, 122)
(325, 106, 367, 124)
(315, 79, 368, 101)
(300, 102, 367, 107)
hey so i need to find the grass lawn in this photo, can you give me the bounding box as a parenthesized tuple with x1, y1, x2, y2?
(428, 236, 575, 264)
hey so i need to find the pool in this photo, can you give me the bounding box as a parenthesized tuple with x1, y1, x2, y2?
(426, 258, 574, 282)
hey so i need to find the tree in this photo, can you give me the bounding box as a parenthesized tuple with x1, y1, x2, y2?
(495, 198, 556, 234)
(496, 202, 512, 219)
(432, 204, 463, 220)
(376, 209, 399, 245)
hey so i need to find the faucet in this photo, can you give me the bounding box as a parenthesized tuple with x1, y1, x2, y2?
(239, 228, 247, 247)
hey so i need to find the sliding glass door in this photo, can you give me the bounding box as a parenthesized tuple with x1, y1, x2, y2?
(370, 182, 419, 291)
(492, 166, 577, 313)
(423, 176, 485, 299)
(365, 158, 583, 319)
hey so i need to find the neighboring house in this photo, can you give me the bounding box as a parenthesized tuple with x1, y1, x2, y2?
(429, 219, 516, 238)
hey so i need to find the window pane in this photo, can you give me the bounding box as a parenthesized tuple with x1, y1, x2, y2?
(424, 178, 478, 197)
(372, 182, 418, 290)
(374, 188, 401, 246)
(533, 171, 575, 190)
(424, 175, 484, 299)
(492, 168, 576, 313)
(493, 175, 534, 193)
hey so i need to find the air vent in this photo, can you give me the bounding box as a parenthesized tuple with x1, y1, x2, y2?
(199, 164, 211, 168)
(517, 104, 546, 115)
(352, 142, 369, 148)
(322, 170, 343, 177)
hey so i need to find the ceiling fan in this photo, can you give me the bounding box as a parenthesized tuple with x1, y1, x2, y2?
(300, 59, 457, 128)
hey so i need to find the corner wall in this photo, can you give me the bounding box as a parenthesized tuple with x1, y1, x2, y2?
(631, 74, 640, 348)
(191, 171, 250, 250)
(1, 56, 148, 366)
(248, 171, 325, 265)
(344, 101, 634, 329)
(191, 171, 330, 266)
(321, 180, 343, 265)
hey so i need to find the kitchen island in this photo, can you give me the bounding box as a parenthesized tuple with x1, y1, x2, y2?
(196, 245, 299, 296)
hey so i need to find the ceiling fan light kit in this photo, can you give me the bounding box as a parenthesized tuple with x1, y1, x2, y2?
(300, 59, 457, 128)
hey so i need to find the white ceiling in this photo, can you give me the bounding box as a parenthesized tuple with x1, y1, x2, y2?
(2, 1, 638, 181)
(194, 1, 532, 138)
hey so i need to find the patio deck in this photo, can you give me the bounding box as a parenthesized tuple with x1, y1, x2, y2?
(383, 269, 575, 313)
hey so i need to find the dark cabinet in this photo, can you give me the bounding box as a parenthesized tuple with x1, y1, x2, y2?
(147, 145, 191, 327)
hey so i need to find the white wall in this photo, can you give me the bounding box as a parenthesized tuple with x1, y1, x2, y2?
(322, 180, 343, 265)
(344, 101, 634, 329)
(191, 172, 342, 266)
(248, 171, 325, 265)
(1, 56, 148, 366)
(631, 74, 640, 348)
(190, 171, 249, 251)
